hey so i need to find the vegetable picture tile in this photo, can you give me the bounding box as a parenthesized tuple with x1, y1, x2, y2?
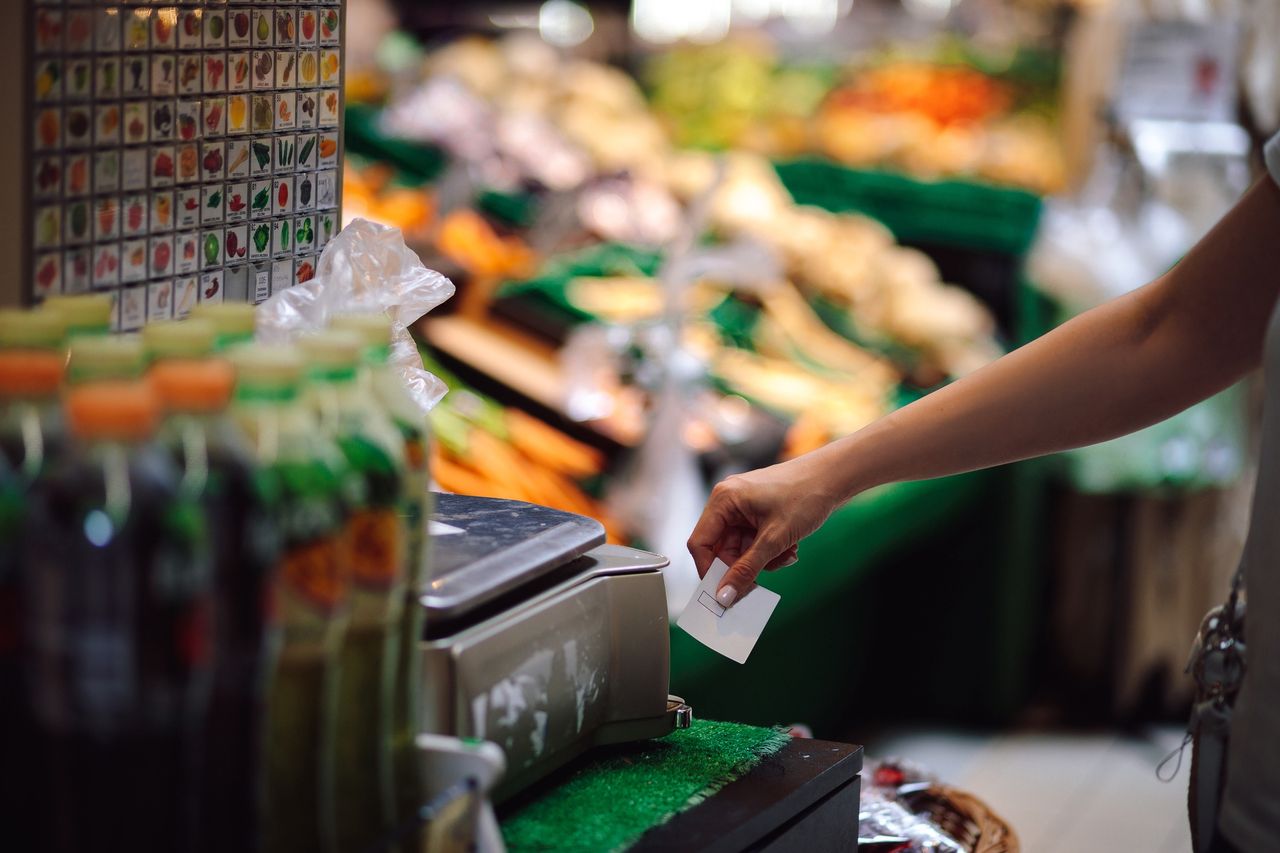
(275, 134, 296, 172)
(200, 270, 225, 304)
(319, 50, 340, 86)
(149, 235, 175, 279)
(120, 285, 146, 331)
(178, 54, 202, 96)
(176, 99, 201, 142)
(251, 94, 274, 132)
(34, 59, 63, 103)
(225, 224, 249, 264)
(151, 55, 177, 96)
(201, 229, 224, 271)
(293, 215, 315, 255)
(121, 238, 148, 284)
(252, 50, 274, 90)
(96, 57, 121, 99)
(271, 216, 292, 256)
(294, 171, 315, 212)
(202, 141, 226, 182)
(94, 104, 120, 145)
(297, 51, 319, 87)
(174, 275, 199, 318)
(316, 170, 337, 209)
(226, 139, 251, 179)
(272, 257, 295, 295)
(229, 52, 252, 93)
(296, 90, 318, 129)
(67, 155, 91, 198)
(224, 263, 249, 302)
(203, 97, 227, 138)
(176, 188, 201, 230)
(33, 253, 61, 300)
(204, 10, 227, 49)
(317, 211, 336, 250)
(178, 9, 203, 51)
(252, 10, 273, 48)
(273, 176, 294, 216)
(33, 206, 61, 250)
(249, 221, 272, 261)
(91, 243, 120, 289)
(319, 8, 340, 46)
(227, 94, 250, 134)
(65, 11, 93, 54)
(123, 56, 150, 98)
(299, 10, 318, 48)
(295, 255, 317, 286)
(296, 133, 318, 170)
(202, 184, 226, 225)
(204, 53, 228, 94)
(151, 145, 176, 189)
(250, 179, 273, 218)
(252, 264, 271, 303)
(151, 191, 175, 232)
(65, 201, 92, 246)
(228, 7, 251, 48)
(124, 8, 150, 52)
(176, 143, 200, 185)
(33, 108, 61, 153)
(64, 249, 91, 295)
(65, 106, 91, 148)
(250, 138, 273, 176)
(175, 231, 200, 275)
(319, 88, 340, 127)
(275, 10, 298, 48)
(123, 101, 149, 145)
(95, 9, 121, 53)
(275, 50, 297, 89)
(108, 291, 122, 333)
(94, 150, 121, 194)
(94, 197, 120, 242)
(34, 9, 62, 55)
(121, 148, 148, 192)
(33, 157, 62, 200)
(152, 8, 177, 51)
(66, 60, 93, 101)
(121, 195, 149, 238)
(148, 279, 174, 321)
(151, 100, 175, 142)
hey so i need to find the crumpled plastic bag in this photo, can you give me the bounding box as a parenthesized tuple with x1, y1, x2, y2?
(256, 217, 456, 412)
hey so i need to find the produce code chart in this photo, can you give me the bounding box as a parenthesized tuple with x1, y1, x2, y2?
(28, 1, 345, 328)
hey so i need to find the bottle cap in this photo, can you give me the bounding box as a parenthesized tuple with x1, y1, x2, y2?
(297, 330, 362, 381)
(66, 335, 145, 384)
(0, 351, 64, 398)
(0, 309, 66, 350)
(143, 319, 217, 362)
(151, 359, 235, 413)
(65, 381, 158, 441)
(191, 302, 256, 350)
(43, 294, 113, 337)
(230, 343, 304, 397)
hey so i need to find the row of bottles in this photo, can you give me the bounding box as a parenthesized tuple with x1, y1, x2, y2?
(0, 294, 433, 853)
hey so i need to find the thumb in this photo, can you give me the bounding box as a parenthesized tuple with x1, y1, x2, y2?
(715, 532, 780, 608)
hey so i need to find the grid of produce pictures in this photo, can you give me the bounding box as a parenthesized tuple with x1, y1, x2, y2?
(29, 1, 344, 328)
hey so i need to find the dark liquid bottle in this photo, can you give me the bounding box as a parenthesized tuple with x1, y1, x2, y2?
(230, 344, 351, 853)
(146, 319, 283, 853)
(23, 377, 214, 853)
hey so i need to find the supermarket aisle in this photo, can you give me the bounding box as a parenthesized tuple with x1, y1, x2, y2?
(865, 727, 1192, 853)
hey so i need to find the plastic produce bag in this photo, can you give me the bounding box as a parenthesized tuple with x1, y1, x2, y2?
(257, 217, 455, 412)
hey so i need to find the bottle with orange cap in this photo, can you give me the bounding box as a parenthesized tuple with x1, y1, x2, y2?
(22, 340, 213, 853)
(0, 308, 69, 853)
(145, 319, 283, 853)
(191, 301, 257, 352)
(297, 330, 409, 853)
(229, 343, 351, 853)
(42, 293, 114, 341)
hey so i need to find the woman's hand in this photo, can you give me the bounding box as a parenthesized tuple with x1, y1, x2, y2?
(687, 453, 846, 607)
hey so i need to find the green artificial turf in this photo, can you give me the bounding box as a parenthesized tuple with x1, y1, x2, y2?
(501, 719, 792, 852)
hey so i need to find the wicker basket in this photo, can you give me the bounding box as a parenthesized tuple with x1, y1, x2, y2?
(901, 784, 1021, 853)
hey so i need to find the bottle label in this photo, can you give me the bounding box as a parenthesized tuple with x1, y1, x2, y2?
(279, 534, 348, 613)
(348, 507, 402, 589)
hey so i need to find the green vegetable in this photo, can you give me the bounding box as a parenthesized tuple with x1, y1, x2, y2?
(204, 234, 220, 265)
(295, 217, 314, 245)
(253, 142, 271, 169)
(298, 137, 316, 166)
(207, 190, 222, 208)
(253, 225, 270, 252)
(252, 186, 270, 210)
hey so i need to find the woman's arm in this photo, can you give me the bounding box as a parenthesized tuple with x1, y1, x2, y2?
(690, 176, 1280, 607)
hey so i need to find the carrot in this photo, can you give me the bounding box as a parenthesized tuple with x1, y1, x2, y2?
(504, 409, 603, 479)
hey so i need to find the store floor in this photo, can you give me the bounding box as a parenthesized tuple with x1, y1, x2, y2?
(861, 726, 1192, 852)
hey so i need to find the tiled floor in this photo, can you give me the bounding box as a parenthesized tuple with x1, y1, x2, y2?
(862, 726, 1192, 853)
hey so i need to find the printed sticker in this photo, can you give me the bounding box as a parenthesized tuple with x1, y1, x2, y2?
(96, 9, 121, 53)
(228, 8, 251, 49)
(34, 9, 63, 55)
(120, 286, 146, 331)
(148, 279, 174, 321)
(176, 99, 201, 142)
(66, 59, 93, 101)
(251, 50, 274, 90)
(225, 264, 250, 303)
(251, 10, 273, 48)
(123, 101, 148, 145)
(318, 89, 340, 127)
(202, 184, 226, 225)
(121, 148, 148, 192)
(121, 194, 149, 238)
(275, 10, 297, 48)
(298, 51, 319, 87)
(92, 104, 120, 146)
(92, 243, 120, 289)
(64, 106, 91, 148)
(34, 108, 61, 152)
(272, 216, 292, 256)
(33, 206, 62, 250)
(204, 53, 228, 94)
(201, 230, 223, 271)
(276, 50, 297, 89)
(123, 55, 150, 97)
(295, 171, 315, 212)
(65, 11, 93, 54)
(33, 253, 61, 300)
(151, 145, 176, 189)
(174, 231, 200, 275)
(249, 221, 272, 261)
(94, 197, 120, 242)
(227, 94, 250, 135)
(250, 137, 273, 176)
(95, 57, 121, 99)
(176, 143, 200, 185)
(317, 211, 337, 251)
(203, 97, 226, 137)
(252, 263, 271, 303)
(124, 8, 151, 52)
(33, 157, 62, 200)
(34, 59, 62, 103)
(295, 133, 318, 170)
(151, 100, 174, 142)
(120, 238, 148, 284)
(94, 150, 121, 194)
(226, 182, 250, 223)
(251, 95, 274, 133)
(151, 191, 175, 232)
(151, 55, 176, 96)
(65, 201, 92, 246)
(299, 10, 318, 48)
(316, 170, 337, 209)
(152, 8, 177, 50)
(174, 275, 198, 318)
(225, 224, 249, 264)
(275, 134, 297, 173)
(271, 257, 295, 295)
(250, 179, 273, 218)
(273, 176, 294, 216)
(178, 54, 202, 96)
(66, 155, 91, 198)
(294, 215, 316, 255)
(64, 249, 91, 295)
(319, 8, 340, 46)
(226, 138, 252, 179)
(177, 9, 203, 51)
(275, 92, 297, 130)
(176, 188, 201, 230)
(200, 270, 225, 304)
(295, 255, 317, 285)
(202, 141, 226, 182)
(229, 52, 252, 93)
(149, 235, 175, 279)
(319, 49, 340, 86)
(204, 10, 227, 49)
